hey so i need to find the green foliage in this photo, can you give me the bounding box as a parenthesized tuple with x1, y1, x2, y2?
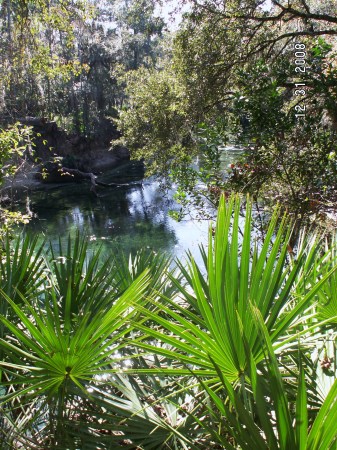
(131, 195, 336, 380)
(116, 65, 190, 175)
(0, 123, 32, 183)
(2, 198, 337, 448)
(0, 233, 46, 304)
(169, 119, 228, 218)
(190, 309, 337, 450)
(0, 233, 152, 447)
(0, 271, 150, 398)
(0, 0, 93, 117)
(0, 0, 166, 138)
(116, 0, 337, 219)
(125, 195, 337, 448)
(114, 0, 165, 70)
(311, 37, 333, 58)
(0, 124, 33, 236)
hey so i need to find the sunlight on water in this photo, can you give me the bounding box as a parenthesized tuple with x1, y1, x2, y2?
(20, 148, 244, 264)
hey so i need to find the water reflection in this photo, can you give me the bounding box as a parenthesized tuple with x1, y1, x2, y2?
(20, 146, 244, 263)
(24, 177, 210, 265)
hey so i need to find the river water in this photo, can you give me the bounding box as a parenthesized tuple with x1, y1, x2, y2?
(20, 146, 243, 264)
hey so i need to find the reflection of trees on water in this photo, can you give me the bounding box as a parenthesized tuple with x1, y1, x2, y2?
(138, 186, 149, 221)
(26, 181, 178, 254)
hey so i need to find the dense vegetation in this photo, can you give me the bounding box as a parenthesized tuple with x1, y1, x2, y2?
(118, 0, 337, 220)
(1, 1, 337, 220)
(0, 0, 164, 129)
(0, 0, 166, 230)
(1, 196, 337, 448)
(1, 1, 337, 448)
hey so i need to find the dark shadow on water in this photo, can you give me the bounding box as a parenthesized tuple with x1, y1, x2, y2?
(20, 174, 209, 264)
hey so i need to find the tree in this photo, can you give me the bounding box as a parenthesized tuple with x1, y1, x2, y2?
(0, 0, 166, 140)
(0, 0, 92, 120)
(118, 0, 337, 219)
(114, 0, 165, 70)
(116, 64, 190, 176)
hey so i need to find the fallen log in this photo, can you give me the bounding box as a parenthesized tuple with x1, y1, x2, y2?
(60, 167, 142, 195)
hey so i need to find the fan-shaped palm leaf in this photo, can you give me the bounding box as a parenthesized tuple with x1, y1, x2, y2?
(0, 269, 150, 447)
(131, 195, 335, 382)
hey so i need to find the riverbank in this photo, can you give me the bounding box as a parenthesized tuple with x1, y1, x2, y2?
(0, 146, 134, 194)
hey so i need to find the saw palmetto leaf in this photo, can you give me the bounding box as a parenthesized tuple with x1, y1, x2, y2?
(132, 195, 334, 382)
(0, 268, 150, 403)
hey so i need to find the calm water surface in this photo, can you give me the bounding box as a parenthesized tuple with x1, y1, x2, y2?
(24, 178, 208, 264)
(20, 147, 243, 263)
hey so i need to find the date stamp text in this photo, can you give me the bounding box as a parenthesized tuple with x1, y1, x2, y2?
(293, 43, 307, 119)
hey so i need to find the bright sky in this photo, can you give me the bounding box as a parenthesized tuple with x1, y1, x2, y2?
(156, 0, 273, 30)
(155, 1, 191, 30)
